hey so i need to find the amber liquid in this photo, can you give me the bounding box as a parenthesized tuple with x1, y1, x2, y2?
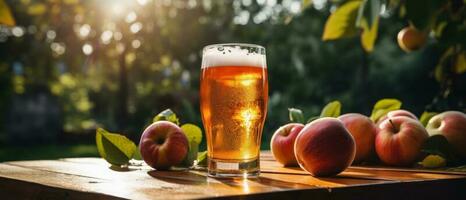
(200, 66, 268, 162)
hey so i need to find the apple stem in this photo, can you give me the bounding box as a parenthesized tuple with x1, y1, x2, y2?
(389, 119, 398, 133)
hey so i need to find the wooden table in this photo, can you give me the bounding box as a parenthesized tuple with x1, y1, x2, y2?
(1, 151, 465, 199)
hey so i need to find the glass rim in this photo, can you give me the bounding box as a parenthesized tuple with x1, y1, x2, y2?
(203, 43, 265, 51)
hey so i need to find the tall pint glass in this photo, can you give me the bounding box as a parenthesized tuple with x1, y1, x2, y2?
(200, 43, 268, 178)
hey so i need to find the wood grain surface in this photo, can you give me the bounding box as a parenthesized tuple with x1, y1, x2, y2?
(0, 151, 465, 200)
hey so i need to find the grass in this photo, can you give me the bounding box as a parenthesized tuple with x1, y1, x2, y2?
(0, 144, 99, 162)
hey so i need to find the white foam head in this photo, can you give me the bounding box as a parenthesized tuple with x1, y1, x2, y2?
(202, 44, 266, 68)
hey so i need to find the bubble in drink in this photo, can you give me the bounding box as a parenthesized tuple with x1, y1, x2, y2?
(200, 46, 268, 162)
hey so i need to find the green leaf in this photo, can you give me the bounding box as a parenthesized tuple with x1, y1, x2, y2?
(320, 100, 341, 118)
(288, 108, 305, 123)
(96, 128, 137, 166)
(181, 123, 202, 145)
(180, 123, 202, 167)
(360, 16, 379, 52)
(356, 0, 381, 29)
(27, 3, 47, 16)
(420, 111, 438, 127)
(0, 0, 15, 26)
(421, 135, 461, 164)
(153, 109, 180, 125)
(196, 151, 208, 167)
(454, 52, 466, 74)
(356, 0, 381, 52)
(405, 0, 444, 30)
(322, 0, 362, 40)
(419, 154, 446, 168)
(133, 146, 143, 160)
(370, 98, 402, 122)
(307, 116, 320, 123)
(302, 0, 313, 11)
(182, 140, 199, 167)
(434, 48, 455, 82)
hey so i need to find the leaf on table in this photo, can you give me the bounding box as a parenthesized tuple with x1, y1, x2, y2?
(181, 123, 203, 145)
(180, 123, 203, 167)
(196, 151, 208, 167)
(322, 0, 362, 40)
(182, 140, 199, 167)
(446, 165, 466, 172)
(320, 100, 341, 118)
(96, 128, 137, 166)
(133, 146, 143, 160)
(153, 109, 180, 125)
(419, 154, 446, 168)
(0, 0, 15, 26)
(420, 111, 438, 127)
(370, 98, 402, 122)
(421, 135, 461, 165)
(289, 108, 305, 123)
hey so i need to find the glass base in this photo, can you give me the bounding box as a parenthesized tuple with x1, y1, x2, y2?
(208, 158, 260, 178)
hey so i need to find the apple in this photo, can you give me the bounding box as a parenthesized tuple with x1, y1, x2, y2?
(338, 113, 377, 164)
(139, 121, 189, 170)
(270, 123, 304, 166)
(294, 118, 355, 177)
(397, 26, 427, 52)
(375, 116, 428, 166)
(387, 110, 418, 120)
(426, 111, 466, 158)
(377, 109, 418, 125)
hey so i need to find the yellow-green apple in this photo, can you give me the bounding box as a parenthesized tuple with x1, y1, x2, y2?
(270, 123, 304, 166)
(294, 118, 355, 177)
(426, 111, 466, 158)
(338, 113, 377, 164)
(376, 116, 428, 166)
(139, 121, 189, 170)
(377, 109, 418, 125)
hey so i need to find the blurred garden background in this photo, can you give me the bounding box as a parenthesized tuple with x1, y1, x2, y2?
(0, 0, 464, 161)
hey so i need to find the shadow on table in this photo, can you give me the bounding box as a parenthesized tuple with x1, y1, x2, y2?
(109, 165, 138, 172)
(147, 170, 207, 185)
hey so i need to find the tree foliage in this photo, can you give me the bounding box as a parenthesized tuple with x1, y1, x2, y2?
(0, 0, 464, 148)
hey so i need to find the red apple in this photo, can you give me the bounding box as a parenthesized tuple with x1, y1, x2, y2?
(376, 116, 428, 166)
(387, 110, 418, 120)
(294, 118, 355, 177)
(426, 111, 466, 158)
(338, 113, 377, 164)
(377, 109, 418, 125)
(139, 121, 189, 170)
(270, 123, 304, 166)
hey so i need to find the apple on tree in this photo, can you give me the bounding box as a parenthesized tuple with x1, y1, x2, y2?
(139, 121, 189, 170)
(426, 111, 466, 158)
(397, 26, 428, 52)
(376, 116, 428, 166)
(270, 123, 304, 166)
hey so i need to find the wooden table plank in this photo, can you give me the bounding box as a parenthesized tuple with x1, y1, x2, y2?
(0, 164, 124, 199)
(260, 160, 466, 181)
(0, 159, 319, 199)
(0, 151, 465, 200)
